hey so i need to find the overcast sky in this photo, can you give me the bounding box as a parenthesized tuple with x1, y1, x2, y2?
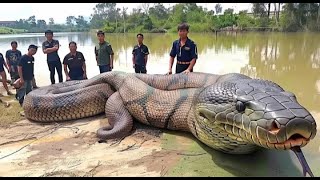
(0, 3, 253, 24)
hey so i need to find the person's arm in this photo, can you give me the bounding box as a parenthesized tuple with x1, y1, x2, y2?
(108, 45, 114, 69)
(132, 48, 136, 68)
(183, 43, 198, 74)
(110, 54, 114, 69)
(18, 66, 24, 84)
(167, 42, 177, 75)
(94, 46, 99, 65)
(82, 63, 87, 79)
(144, 46, 149, 66)
(167, 56, 174, 75)
(81, 53, 87, 79)
(43, 40, 59, 54)
(5, 51, 11, 73)
(63, 64, 70, 81)
(3, 59, 10, 73)
(62, 56, 70, 81)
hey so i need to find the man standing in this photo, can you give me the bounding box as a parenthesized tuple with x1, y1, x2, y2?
(0, 52, 13, 96)
(63, 41, 87, 81)
(42, 30, 63, 84)
(132, 33, 149, 74)
(17, 44, 38, 106)
(94, 30, 114, 73)
(167, 23, 198, 75)
(6, 41, 38, 92)
(5, 41, 22, 85)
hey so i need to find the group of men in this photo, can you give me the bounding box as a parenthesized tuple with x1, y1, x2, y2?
(0, 22, 198, 106)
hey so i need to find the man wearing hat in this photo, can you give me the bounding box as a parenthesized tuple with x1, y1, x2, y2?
(17, 44, 38, 106)
(42, 30, 63, 84)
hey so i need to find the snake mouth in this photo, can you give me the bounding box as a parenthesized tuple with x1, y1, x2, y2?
(214, 122, 310, 150)
(267, 134, 310, 150)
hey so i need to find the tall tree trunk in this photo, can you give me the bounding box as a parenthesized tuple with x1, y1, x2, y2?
(317, 3, 320, 24)
(278, 3, 281, 21)
(267, 3, 271, 19)
(274, 3, 278, 26)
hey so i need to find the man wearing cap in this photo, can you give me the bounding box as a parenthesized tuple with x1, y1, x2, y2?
(63, 41, 87, 81)
(17, 44, 38, 106)
(94, 30, 114, 73)
(166, 23, 198, 75)
(42, 30, 63, 84)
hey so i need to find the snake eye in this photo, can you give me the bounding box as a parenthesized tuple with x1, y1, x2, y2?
(236, 101, 245, 112)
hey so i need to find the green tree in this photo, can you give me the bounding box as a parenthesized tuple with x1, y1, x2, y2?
(27, 15, 36, 27)
(49, 18, 54, 25)
(215, 3, 222, 15)
(66, 16, 76, 26)
(224, 8, 234, 15)
(36, 19, 47, 29)
(75, 15, 89, 29)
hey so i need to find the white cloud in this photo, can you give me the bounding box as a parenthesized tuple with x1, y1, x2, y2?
(0, 3, 253, 24)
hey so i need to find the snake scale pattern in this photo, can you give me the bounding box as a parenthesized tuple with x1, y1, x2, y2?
(23, 71, 317, 154)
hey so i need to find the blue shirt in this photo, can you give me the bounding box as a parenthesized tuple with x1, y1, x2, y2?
(132, 44, 149, 66)
(169, 38, 198, 62)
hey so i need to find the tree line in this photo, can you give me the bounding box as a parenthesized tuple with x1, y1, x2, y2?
(6, 15, 90, 33)
(2, 3, 320, 33)
(90, 3, 320, 32)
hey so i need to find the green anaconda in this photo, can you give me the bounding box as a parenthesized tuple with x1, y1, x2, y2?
(23, 71, 317, 176)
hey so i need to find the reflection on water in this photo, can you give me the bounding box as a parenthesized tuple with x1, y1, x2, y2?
(0, 31, 319, 176)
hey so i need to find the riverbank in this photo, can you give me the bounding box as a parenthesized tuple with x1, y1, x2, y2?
(0, 27, 26, 34)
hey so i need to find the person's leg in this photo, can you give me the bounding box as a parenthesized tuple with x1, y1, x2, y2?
(134, 64, 140, 73)
(0, 71, 12, 95)
(32, 78, 38, 89)
(175, 64, 187, 74)
(56, 61, 63, 83)
(99, 66, 104, 74)
(99, 65, 110, 73)
(17, 82, 27, 106)
(70, 75, 84, 81)
(105, 65, 111, 72)
(141, 65, 147, 74)
(47, 61, 56, 84)
(25, 80, 33, 95)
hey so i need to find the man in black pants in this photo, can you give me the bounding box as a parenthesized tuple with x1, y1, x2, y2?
(132, 33, 149, 74)
(166, 23, 198, 75)
(17, 44, 38, 106)
(42, 30, 63, 84)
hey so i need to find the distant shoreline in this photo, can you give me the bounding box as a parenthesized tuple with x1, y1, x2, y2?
(1, 27, 316, 35)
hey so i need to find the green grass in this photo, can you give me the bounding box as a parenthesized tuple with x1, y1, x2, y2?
(0, 94, 24, 127)
(0, 27, 26, 34)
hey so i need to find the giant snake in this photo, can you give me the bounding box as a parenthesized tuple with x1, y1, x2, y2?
(23, 71, 317, 176)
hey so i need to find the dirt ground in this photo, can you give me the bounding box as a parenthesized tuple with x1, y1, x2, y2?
(0, 85, 319, 177)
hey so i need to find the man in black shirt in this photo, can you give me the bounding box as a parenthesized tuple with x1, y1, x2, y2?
(63, 41, 87, 81)
(132, 33, 149, 74)
(5, 41, 22, 85)
(167, 23, 198, 75)
(17, 44, 38, 106)
(42, 30, 63, 84)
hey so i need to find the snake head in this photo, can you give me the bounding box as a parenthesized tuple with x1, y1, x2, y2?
(195, 78, 317, 154)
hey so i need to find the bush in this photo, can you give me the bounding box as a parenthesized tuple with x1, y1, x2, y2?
(150, 28, 167, 33)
